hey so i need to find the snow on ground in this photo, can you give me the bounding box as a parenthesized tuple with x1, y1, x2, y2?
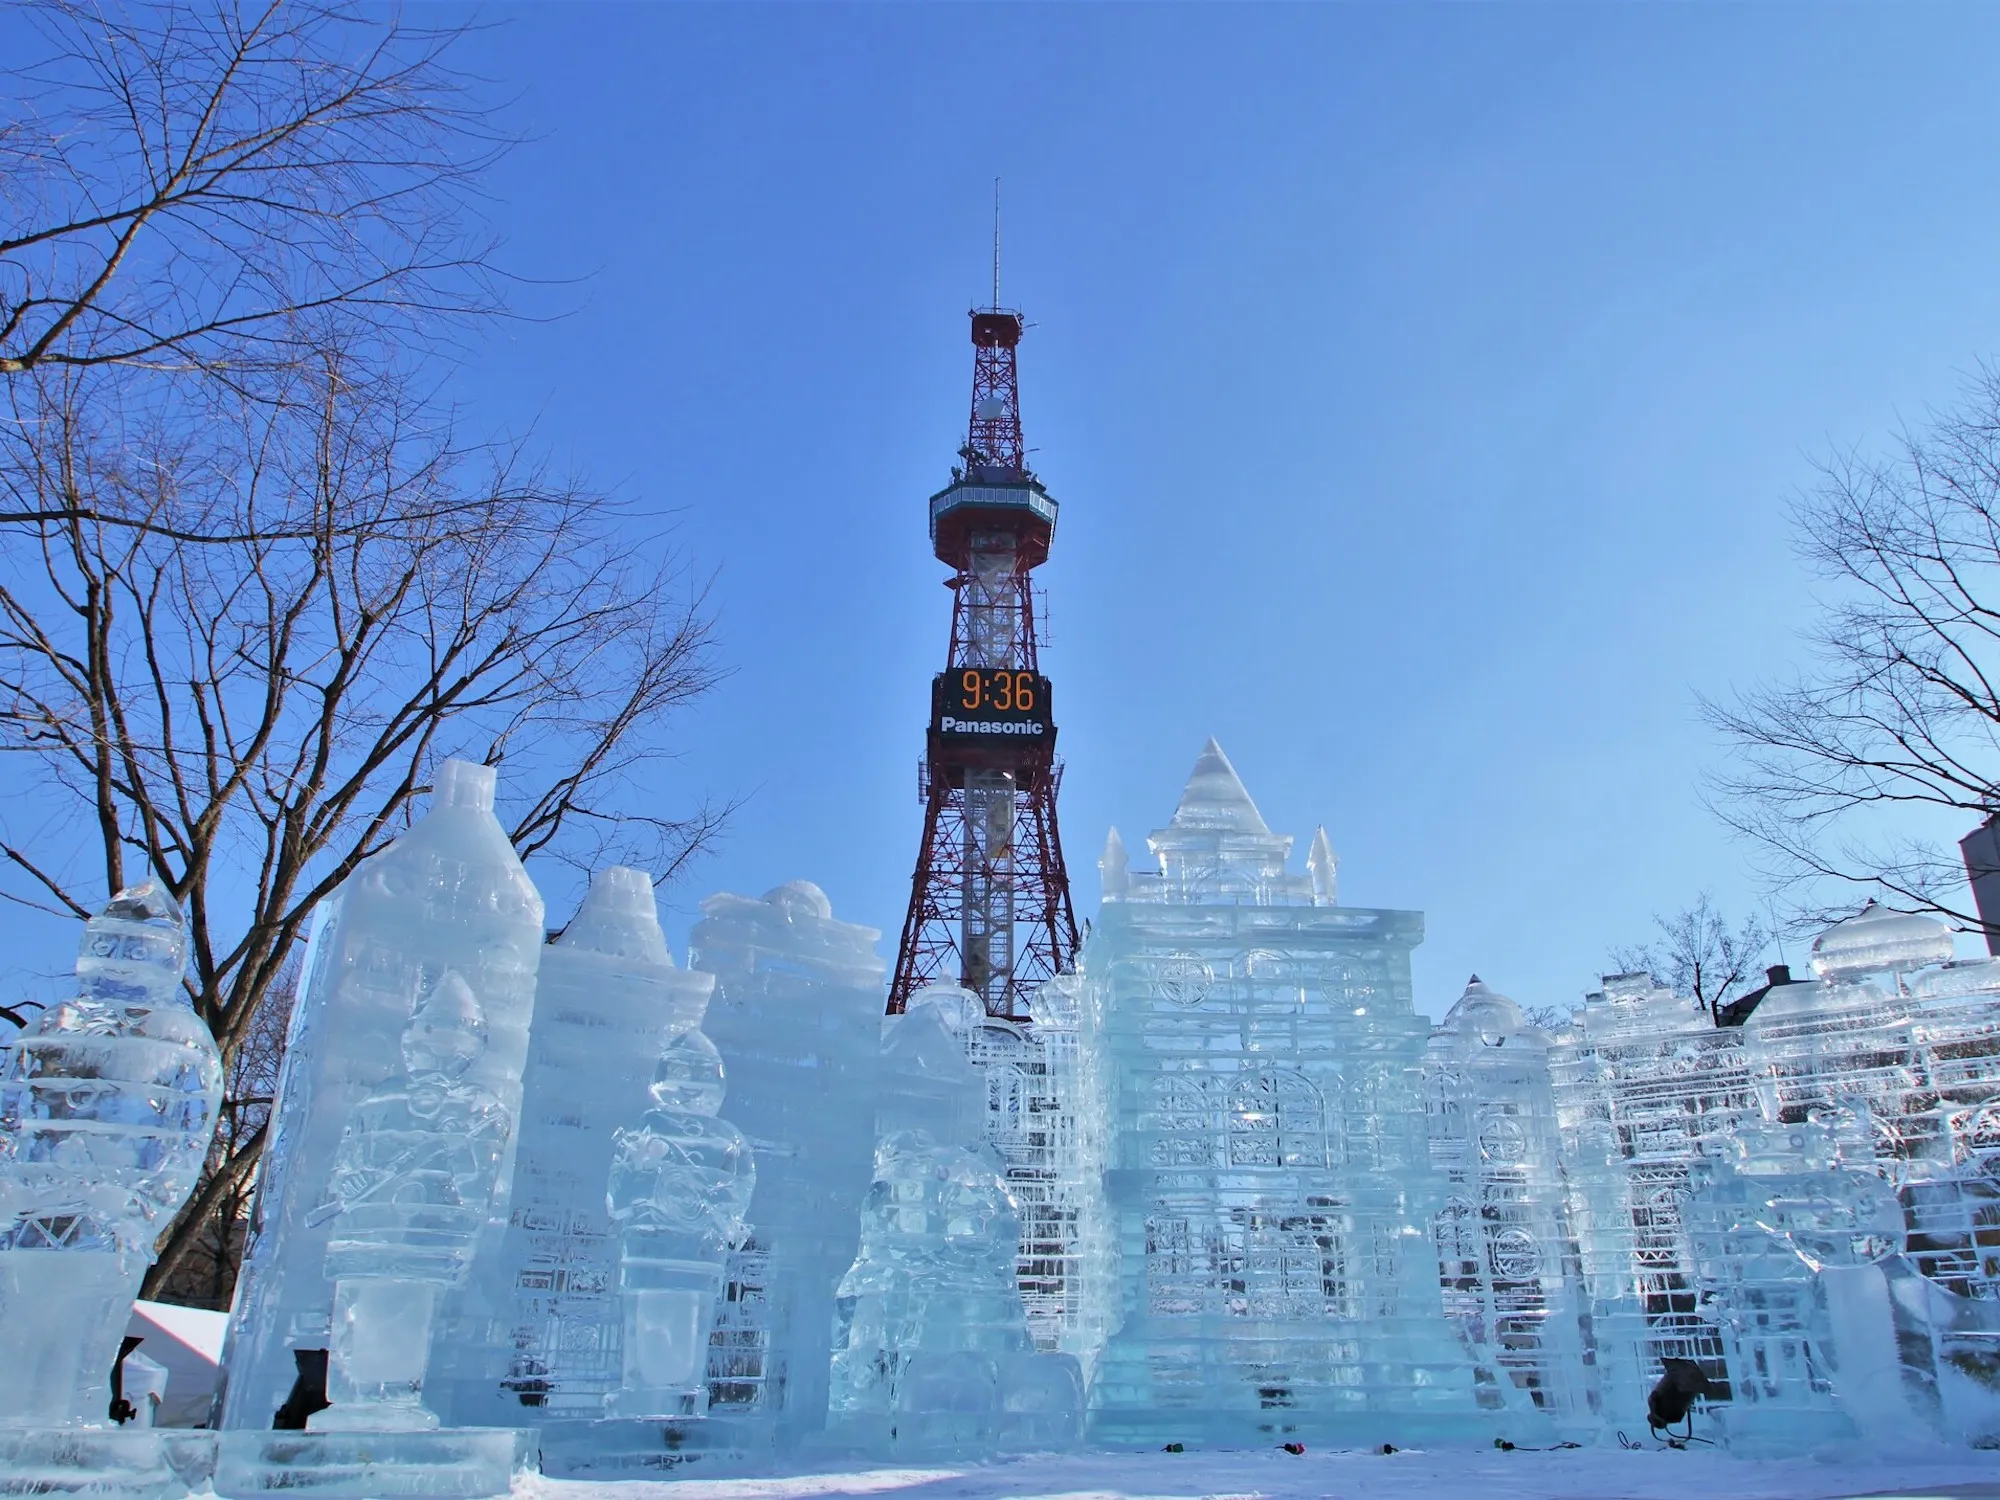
(519, 1447, 2000, 1500)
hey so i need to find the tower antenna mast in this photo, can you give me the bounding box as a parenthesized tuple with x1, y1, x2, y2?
(992, 177, 1002, 308)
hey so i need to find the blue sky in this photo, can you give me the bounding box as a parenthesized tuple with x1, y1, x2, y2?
(435, 2, 2000, 1017)
(16, 3, 2000, 1018)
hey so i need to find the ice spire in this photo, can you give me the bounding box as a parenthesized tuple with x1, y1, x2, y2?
(1307, 826, 1338, 906)
(1168, 738, 1270, 834)
(1100, 827, 1130, 901)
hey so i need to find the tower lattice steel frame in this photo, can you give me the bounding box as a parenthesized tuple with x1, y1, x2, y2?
(887, 306, 1080, 1021)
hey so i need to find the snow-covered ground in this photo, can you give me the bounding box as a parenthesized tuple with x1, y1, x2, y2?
(520, 1447, 2000, 1500)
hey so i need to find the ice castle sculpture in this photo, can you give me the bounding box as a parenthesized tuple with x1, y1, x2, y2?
(1683, 1120, 1908, 1454)
(0, 880, 223, 1496)
(826, 986, 1082, 1456)
(1423, 978, 1590, 1425)
(687, 882, 886, 1449)
(604, 1028, 756, 1419)
(1017, 973, 1117, 1375)
(1075, 740, 1483, 1447)
(219, 764, 544, 1496)
(428, 868, 713, 1426)
(1548, 972, 1758, 1414)
(313, 972, 511, 1430)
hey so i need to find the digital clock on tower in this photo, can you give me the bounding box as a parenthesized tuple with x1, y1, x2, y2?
(931, 669, 1054, 741)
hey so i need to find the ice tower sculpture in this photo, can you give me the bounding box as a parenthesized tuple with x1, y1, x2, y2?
(428, 868, 714, 1426)
(687, 883, 886, 1449)
(827, 987, 1083, 1456)
(1423, 979, 1590, 1426)
(216, 759, 541, 1500)
(604, 1029, 756, 1420)
(312, 973, 511, 1430)
(0, 881, 222, 1497)
(1076, 741, 1483, 1447)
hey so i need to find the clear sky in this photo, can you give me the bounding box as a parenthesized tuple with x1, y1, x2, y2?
(17, 3, 2000, 1018)
(434, 2, 2000, 1018)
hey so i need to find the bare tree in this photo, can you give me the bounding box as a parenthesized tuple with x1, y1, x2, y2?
(0, 355, 725, 1298)
(1704, 366, 2000, 928)
(156, 952, 296, 1310)
(1, 1, 500, 385)
(1609, 894, 1771, 1015)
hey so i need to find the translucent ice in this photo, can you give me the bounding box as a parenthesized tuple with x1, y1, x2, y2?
(1424, 978, 1590, 1424)
(1075, 741, 1482, 1447)
(826, 1127, 1077, 1455)
(688, 882, 886, 1447)
(604, 1030, 755, 1418)
(1684, 1121, 1905, 1454)
(0, 881, 223, 1428)
(428, 867, 715, 1425)
(220, 759, 544, 1431)
(310, 972, 510, 1431)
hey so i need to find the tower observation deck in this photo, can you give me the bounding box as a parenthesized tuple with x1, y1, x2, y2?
(887, 306, 1081, 1020)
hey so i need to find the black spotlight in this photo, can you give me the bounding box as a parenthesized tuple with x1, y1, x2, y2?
(1647, 1357, 1721, 1439)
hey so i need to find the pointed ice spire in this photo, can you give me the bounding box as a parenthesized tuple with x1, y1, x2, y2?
(1100, 826, 1130, 901)
(1168, 738, 1270, 835)
(1307, 826, 1338, 906)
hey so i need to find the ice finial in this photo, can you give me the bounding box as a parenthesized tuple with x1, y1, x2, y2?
(76, 878, 188, 1007)
(1308, 826, 1338, 906)
(1101, 827, 1130, 900)
(401, 970, 487, 1080)
(648, 1029, 727, 1116)
(557, 865, 674, 965)
(1169, 738, 1271, 835)
(434, 757, 495, 812)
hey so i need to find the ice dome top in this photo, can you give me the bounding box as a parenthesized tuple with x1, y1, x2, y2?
(1439, 975, 1539, 1049)
(1810, 900, 1955, 982)
(763, 880, 833, 922)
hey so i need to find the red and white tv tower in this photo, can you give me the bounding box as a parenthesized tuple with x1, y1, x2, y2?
(887, 259, 1080, 1021)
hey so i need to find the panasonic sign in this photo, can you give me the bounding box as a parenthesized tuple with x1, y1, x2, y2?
(938, 717, 1046, 736)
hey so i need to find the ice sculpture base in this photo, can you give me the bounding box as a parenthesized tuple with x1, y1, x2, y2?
(1083, 1408, 1511, 1452)
(535, 1416, 763, 1478)
(212, 1427, 533, 1499)
(0, 1428, 216, 1500)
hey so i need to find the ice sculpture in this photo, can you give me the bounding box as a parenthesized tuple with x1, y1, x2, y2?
(215, 759, 540, 1499)
(604, 1028, 756, 1418)
(1075, 740, 1484, 1447)
(312, 973, 510, 1430)
(0, 880, 223, 1496)
(1547, 972, 1756, 1422)
(827, 986, 1082, 1455)
(1684, 1121, 1907, 1454)
(1424, 978, 1590, 1425)
(686, 882, 886, 1449)
(428, 868, 713, 1426)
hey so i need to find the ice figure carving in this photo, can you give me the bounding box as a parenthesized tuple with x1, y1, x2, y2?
(1424, 978, 1590, 1424)
(429, 867, 713, 1426)
(686, 883, 885, 1449)
(220, 759, 544, 1432)
(311, 974, 509, 1431)
(1075, 741, 1483, 1447)
(0, 881, 222, 1428)
(827, 987, 1084, 1456)
(605, 1029, 755, 1419)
